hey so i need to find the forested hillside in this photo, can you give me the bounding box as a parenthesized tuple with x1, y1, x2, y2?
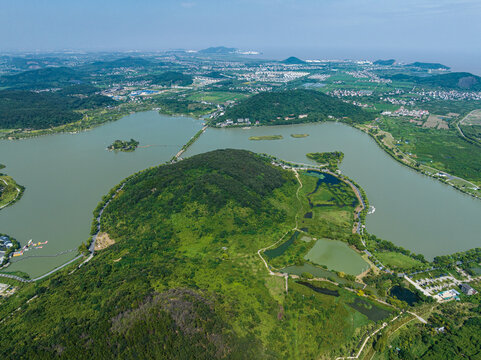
(215, 89, 375, 125)
(0, 89, 114, 129)
(0, 150, 382, 359)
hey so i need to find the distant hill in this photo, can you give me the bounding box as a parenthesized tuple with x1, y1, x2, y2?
(198, 46, 237, 54)
(373, 59, 395, 66)
(141, 71, 193, 86)
(216, 89, 375, 125)
(281, 57, 306, 65)
(388, 72, 481, 90)
(88, 57, 152, 69)
(0, 67, 83, 90)
(407, 62, 450, 70)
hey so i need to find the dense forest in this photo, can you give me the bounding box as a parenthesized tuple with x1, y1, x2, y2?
(141, 71, 193, 86)
(215, 89, 376, 125)
(0, 150, 384, 359)
(0, 89, 114, 129)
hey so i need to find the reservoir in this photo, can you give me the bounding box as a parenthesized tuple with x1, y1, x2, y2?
(0, 111, 202, 277)
(183, 122, 481, 260)
(2, 116, 481, 277)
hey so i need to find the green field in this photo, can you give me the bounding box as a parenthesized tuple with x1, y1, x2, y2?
(187, 91, 248, 103)
(375, 251, 425, 271)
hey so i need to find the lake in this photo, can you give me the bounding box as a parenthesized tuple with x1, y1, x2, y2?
(0, 111, 202, 277)
(304, 238, 369, 276)
(183, 122, 481, 260)
(3, 117, 481, 277)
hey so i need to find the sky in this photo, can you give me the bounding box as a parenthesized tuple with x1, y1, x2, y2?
(1, 0, 481, 70)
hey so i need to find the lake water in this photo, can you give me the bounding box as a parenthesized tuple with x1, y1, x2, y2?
(3, 116, 481, 277)
(0, 111, 202, 277)
(304, 238, 369, 276)
(183, 122, 481, 260)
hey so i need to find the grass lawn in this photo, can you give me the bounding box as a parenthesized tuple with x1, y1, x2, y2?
(375, 251, 424, 271)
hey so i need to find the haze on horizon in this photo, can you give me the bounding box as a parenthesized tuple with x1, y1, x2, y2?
(2, 0, 481, 71)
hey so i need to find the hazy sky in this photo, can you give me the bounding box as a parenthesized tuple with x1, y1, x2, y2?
(1, 0, 481, 64)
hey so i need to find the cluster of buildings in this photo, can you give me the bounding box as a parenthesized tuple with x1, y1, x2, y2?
(0, 235, 14, 264)
(345, 70, 392, 84)
(239, 70, 309, 83)
(330, 89, 373, 97)
(216, 118, 258, 127)
(416, 90, 481, 102)
(381, 97, 416, 106)
(382, 107, 429, 118)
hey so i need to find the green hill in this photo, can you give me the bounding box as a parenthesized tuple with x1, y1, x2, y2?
(281, 57, 306, 65)
(0, 149, 387, 359)
(373, 59, 395, 66)
(215, 89, 375, 125)
(407, 62, 450, 70)
(388, 72, 481, 90)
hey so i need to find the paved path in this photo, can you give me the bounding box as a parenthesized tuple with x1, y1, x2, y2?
(407, 311, 427, 324)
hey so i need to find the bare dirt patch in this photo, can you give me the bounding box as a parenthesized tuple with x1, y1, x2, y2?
(95, 232, 115, 251)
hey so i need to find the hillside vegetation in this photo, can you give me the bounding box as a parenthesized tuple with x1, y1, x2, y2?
(215, 89, 375, 125)
(388, 72, 481, 91)
(0, 89, 114, 129)
(0, 150, 384, 359)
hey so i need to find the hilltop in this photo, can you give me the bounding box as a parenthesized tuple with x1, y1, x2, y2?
(215, 89, 376, 125)
(280, 56, 306, 65)
(373, 59, 396, 66)
(407, 62, 450, 70)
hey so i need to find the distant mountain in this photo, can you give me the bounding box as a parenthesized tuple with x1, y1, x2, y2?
(407, 62, 450, 70)
(280, 57, 306, 65)
(388, 72, 481, 90)
(373, 59, 395, 66)
(198, 46, 237, 54)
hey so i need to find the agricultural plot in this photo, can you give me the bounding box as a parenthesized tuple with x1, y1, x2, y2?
(461, 109, 481, 125)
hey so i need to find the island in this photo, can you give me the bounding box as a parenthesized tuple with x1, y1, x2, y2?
(248, 135, 283, 140)
(290, 133, 309, 138)
(107, 138, 139, 152)
(307, 151, 345, 170)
